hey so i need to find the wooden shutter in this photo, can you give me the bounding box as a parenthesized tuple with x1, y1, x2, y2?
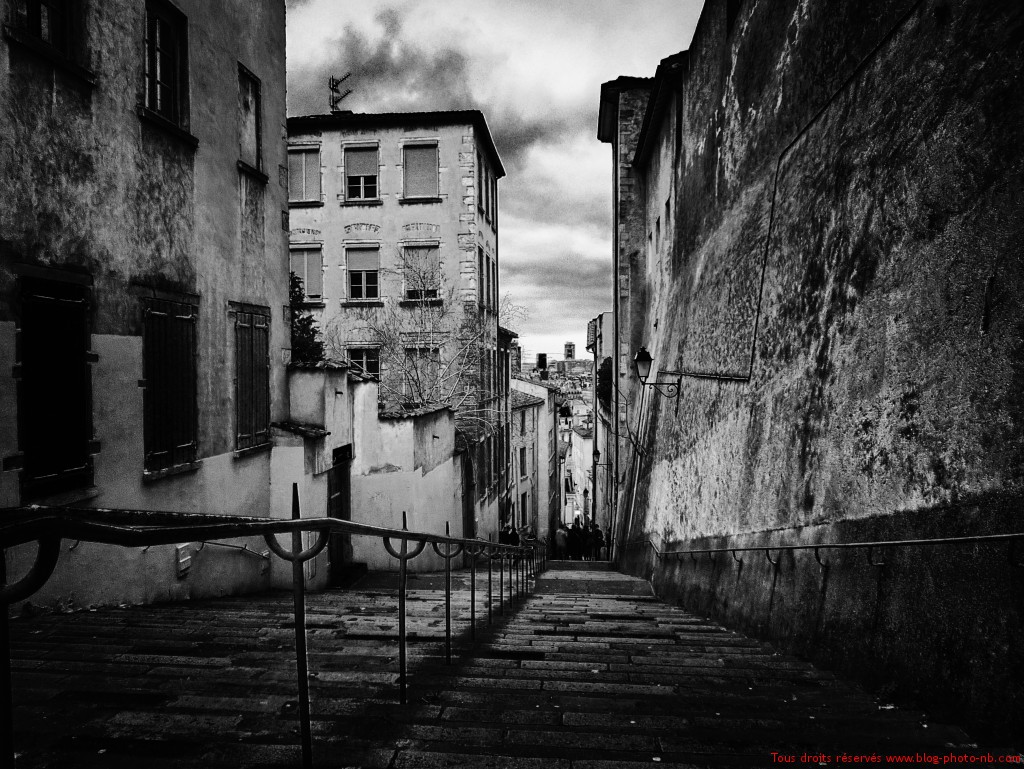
(347, 247, 378, 271)
(235, 309, 270, 450)
(404, 144, 437, 197)
(143, 298, 197, 471)
(345, 147, 377, 177)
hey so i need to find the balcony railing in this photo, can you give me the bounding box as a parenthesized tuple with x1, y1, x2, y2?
(0, 484, 545, 769)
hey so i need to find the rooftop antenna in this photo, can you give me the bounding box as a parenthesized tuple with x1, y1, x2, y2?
(329, 73, 352, 112)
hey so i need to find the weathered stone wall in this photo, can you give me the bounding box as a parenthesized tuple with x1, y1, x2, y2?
(618, 0, 1024, 742)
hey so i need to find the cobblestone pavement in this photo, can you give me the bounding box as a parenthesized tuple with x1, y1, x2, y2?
(9, 562, 980, 768)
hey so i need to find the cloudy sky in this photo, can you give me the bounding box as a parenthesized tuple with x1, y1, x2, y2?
(286, 0, 704, 365)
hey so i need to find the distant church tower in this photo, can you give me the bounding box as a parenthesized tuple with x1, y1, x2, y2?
(564, 341, 575, 360)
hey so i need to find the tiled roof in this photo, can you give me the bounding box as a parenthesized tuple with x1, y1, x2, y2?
(511, 391, 545, 410)
(378, 402, 451, 420)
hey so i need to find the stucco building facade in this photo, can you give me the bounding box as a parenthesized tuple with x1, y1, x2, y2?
(1, 0, 291, 609)
(285, 110, 506, 541)
(600, 0, 1024, 742)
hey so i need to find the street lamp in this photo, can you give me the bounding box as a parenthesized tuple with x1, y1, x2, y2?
(632, 346, 682, 399)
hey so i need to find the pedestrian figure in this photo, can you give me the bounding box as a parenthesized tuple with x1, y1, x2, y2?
(569, 520, 583, 560)
(592, 523, 605, 560)
(583, 524, 595, 561)
(555, 524, 568, 560)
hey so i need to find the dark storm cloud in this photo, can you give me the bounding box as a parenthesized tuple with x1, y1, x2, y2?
(504, 254, 610, 294)
(287, 8, 573, 170)
(505, 182, 610, 234)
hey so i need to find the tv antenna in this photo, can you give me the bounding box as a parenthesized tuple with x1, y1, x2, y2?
(329, 73, 352, 112)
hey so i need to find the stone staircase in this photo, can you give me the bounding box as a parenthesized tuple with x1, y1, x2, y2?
(8, 562, 980, 768)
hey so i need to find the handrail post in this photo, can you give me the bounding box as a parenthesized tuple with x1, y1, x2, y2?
(487, 538, 493, 625)
(469, 545, 477, 641)
(289, 485, 313, 769)
(382, 513, 426, 706)
(430, 523, 463, 666)
(2, 549, 13, 769)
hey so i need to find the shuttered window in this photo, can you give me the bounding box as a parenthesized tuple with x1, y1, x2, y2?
(403, 245, 439, 300)
(347, 247, 379, 300)
(290, 247, 323, 299)
(18, 276, 93, 498)
(143, 297, 197, 472)
(288, 148, 321, 202)
(345, 146, 378, 200)
(235, 308, 271, 451)
(403, 144, 438, 198)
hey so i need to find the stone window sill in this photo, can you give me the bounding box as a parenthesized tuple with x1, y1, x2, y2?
(136, 105, 199, 149)
(342, 199, 383, 207)
(143, 460, 202, 483)
(341, 300, 384, 308)
(238, 160, 269, 185)
(399, 197, 442, 205)
(233, 442, 273, 460)
(289, 200, 324, 208)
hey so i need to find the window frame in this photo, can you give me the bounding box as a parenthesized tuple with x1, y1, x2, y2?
(287, 144, 322, 204)
(344, 143, 380, 202)
(402, 141, 439, 200)
(347, 347, 380, 377)
(345, 245, 380, 302)
(237, 61, 262, 176)
(289, 244, 324, 302)
(401, 241, 441, 301)
(143, 0, 189, 130)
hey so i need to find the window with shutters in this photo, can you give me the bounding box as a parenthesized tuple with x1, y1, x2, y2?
(17, 275, 94, 499)
(345, 145, 378, 200)
(143, 0, 188, 128)
(289, 246, 323, 301)
(402, 244, 439, 300)
(287, 146, 321, 203)
(234, 307, 271, 452)
(143, 297, 198, 473)
(402, 143, 438, 199)
(348, 347, 380, 377)
(346, 246, 379, 301)
(519, 446, 527, 479)
(238, 63, 261, 174)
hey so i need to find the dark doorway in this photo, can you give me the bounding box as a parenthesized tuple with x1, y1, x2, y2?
(327, 444, 353, 586)
(18, 276, 93, 500)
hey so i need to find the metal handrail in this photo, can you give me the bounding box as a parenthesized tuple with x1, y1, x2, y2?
(622, 531, 1024, 565)
(0, 488, 547, 769)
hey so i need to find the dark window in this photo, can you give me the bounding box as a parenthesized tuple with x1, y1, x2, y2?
(403, 144, 438, 198)
(348, 348, 379, 377)
(17, 277, 93, 498)
(347, 247, 379, 300)
(235, 307, 270, 451)
(238, 63, 261, 171)
(290, 247, 323, 300)
(477, 247, 485, 306)
(345, 146, 378, 200)
(143, 297, 197, 472)
(288, 147, 321, 202)
(10, 0, 71, 56)
(403, 245, 439, 300)
(402, 347, 439, 399)
(519, 446, 526, 477)
(144, 0, 188, 127)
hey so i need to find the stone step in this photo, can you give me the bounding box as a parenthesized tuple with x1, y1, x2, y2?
(7, 565, 980, 768)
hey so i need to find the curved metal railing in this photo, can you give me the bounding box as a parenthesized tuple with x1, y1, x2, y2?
(0, 484, 546, 769)
(622, 531, 1024, 568)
